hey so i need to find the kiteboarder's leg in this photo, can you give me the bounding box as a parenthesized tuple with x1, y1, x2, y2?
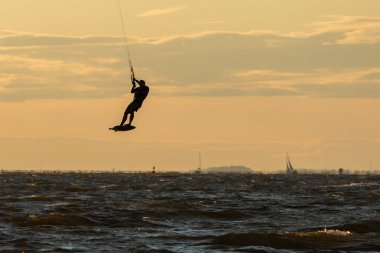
(120, 103, 132, 126)
(128, 111, 135, 125)
(119, 111, 129, 127)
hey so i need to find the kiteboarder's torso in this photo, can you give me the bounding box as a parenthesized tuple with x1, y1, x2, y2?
(132, 85, 149, 103)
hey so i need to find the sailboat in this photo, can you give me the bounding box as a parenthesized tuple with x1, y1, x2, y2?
(286, 154, 297, 175)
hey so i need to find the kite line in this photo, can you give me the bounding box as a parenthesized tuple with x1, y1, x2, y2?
(117, 0, 135, 79)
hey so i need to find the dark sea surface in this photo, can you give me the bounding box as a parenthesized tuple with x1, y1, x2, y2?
(0, 172, 379, 253)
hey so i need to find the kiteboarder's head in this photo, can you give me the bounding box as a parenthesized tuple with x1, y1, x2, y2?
(140, 80, 145, 86)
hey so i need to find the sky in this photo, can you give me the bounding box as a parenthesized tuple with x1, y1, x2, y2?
(1, 0, 380, 172)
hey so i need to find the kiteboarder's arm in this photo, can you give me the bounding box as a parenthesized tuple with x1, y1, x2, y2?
(131, 76, 143, 85)
(135, 79, 144, 86)
(131, 79, 137, 93)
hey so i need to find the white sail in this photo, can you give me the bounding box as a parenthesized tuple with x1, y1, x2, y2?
(286, 154, 297, 175)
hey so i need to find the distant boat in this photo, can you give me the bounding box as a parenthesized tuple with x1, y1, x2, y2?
(286, 154, 297, 175)
(195, 151, 202, 174)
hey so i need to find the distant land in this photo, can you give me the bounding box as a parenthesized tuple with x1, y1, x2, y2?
(205, 165, 252, 174)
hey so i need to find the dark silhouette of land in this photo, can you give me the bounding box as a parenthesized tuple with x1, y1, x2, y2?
(206, 165, 252, 174)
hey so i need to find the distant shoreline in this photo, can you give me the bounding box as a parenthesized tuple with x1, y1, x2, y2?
(1, 170, 379, 175)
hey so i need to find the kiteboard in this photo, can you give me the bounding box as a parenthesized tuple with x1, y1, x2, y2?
(109, 125, 136, 132)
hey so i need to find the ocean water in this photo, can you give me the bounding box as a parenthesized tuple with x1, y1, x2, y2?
(0, 172, 379, 252)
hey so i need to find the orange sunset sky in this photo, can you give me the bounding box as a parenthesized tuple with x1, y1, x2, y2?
(1, 0, 380, 172)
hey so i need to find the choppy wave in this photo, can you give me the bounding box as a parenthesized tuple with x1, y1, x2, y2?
(291, 228, 352, 237)
(0, 172, 379, 252)
(211, 231, 350, 250)
(5, 213, 99, 227)
(331, 220, 380, 234)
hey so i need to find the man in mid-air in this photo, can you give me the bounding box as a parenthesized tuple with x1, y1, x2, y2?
(119, 76, 149, 127)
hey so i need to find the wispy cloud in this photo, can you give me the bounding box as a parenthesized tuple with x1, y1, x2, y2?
(308, 16, 380, 45)
(233, 68, 380, 98)
(1, 15, 380, 101)
(234, 68, 380, 85)
(194, 21, 225, 25)
(137, 6, 186, 18)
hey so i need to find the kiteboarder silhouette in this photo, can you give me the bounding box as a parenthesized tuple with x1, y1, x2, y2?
(119, 76, 149, 127)
(109, 0, 150, 132)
